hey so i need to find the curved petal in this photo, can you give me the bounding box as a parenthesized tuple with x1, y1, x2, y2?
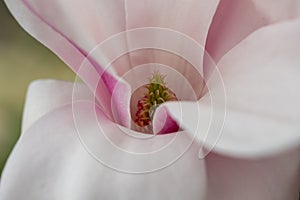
(126, 0, 220, 45)
(125, 0, 220, 60)
(0, 101, 207, 200)
(205, 0, 267, 69)
(4, 0, 129, 82)
(205, 150, 300, 200)
(4, 0, 132, 126)
(252, 0, 300, 23)
(115, 0, 220, 98)
(4, 0, 221, 127)
(152, 105, 179, 134)
(204, 0, 300, 76)
(163, 20, 300, 158)
(21, 79, 93, 132)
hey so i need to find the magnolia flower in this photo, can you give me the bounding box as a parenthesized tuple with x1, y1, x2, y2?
(1, 0, 300, 199)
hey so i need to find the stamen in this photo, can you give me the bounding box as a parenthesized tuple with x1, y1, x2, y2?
(134, 71, 178, 132)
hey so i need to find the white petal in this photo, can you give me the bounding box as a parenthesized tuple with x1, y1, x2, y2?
(4, 0, 133, 127)
(206, 150, 300, 200)
(164, 20, 300, 158)
(22, 79, 93, 132)
(204, 0, 300, 76)
(252, 0, 300, 23)
(126, 0, 219, 45)
(4, 0, 130, 78)
(205, 0, 267, 69)
(0, 101, 207, 200)
(116, 0, 220, 98)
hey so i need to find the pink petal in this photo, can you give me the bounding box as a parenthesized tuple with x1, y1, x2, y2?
(152, 105, 179, 134)
(205, 150, 300, 200)
(204, 0, 300, 76)
(0, 80, 207, 199)
(115, 0, 220, 98)
(21, 79, 93, 132)
(252, 0, 300, 23)
(4, 0, 129, 82)
(213, 20, 300, 156)
(4, 0, 132, 126)
(126, 0, 220, 45)
(162, 20, 300, 158)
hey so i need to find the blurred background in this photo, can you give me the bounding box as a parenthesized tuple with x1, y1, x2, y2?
(0, 1, 75, 175)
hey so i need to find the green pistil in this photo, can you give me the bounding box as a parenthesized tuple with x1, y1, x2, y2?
(148, 70, 166, 85)
(135, 71, 177, 128)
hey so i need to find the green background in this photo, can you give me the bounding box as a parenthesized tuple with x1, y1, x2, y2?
(0, 1, 74, 175)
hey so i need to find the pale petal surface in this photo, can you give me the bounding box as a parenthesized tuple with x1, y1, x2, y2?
(252, 0, 300, 23)
(21, 80, 93, 132)
(163, 20, 300, 157)
(4, 0, 129, 71)
(2, 0, 300, 199)
(0, 81, 207, 200)
(205, 0, 300, 76)
(4, 0, 222, 127)
(115, 0, 220, 98)
(205, 150, 300, 200)
(4, 0, 132, 126)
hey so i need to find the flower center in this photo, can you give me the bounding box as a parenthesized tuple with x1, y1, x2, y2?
(132, 71, 177, 133)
